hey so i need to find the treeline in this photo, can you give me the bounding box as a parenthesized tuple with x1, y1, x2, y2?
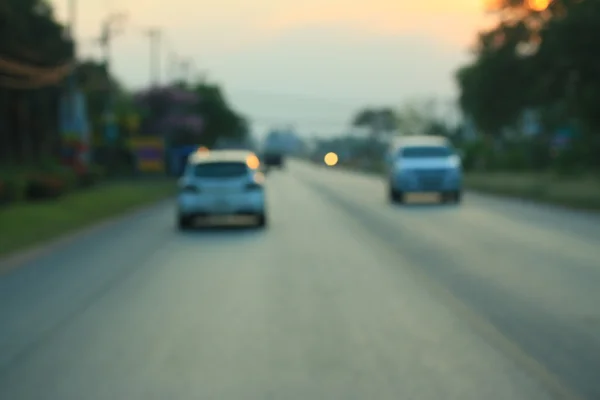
(133, 82, 248, 149)
(0, 1, 248, 204)
(0, 0, 73, 164)
(345, 1, 600, 176)
(456, 0, 600, 174)
(345, 101, 463, 170)
(0, 0, 80, 203)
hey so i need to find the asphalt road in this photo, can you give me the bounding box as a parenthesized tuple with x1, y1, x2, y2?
(0, 160, 598, 400)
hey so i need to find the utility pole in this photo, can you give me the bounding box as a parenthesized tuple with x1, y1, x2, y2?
(145, 28, 162, 87)
(167, 51, 177, 84)
(68, 0, 77, 39)
(60, 0, 78, 163)
(180, 59, 190, 85)
(65, 0, 77, 108)
(98, 13, 127, 86)
(66, 0, 77, 101)
(98, 12, 126, 150)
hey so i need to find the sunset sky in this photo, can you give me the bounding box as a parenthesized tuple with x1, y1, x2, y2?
(49, 0, 491, 136)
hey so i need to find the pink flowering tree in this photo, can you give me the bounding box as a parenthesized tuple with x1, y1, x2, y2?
(134, 82, 249, 148)
(134, 85, 204, 144)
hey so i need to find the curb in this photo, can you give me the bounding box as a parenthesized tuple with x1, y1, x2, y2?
(0, 199, 172, 277)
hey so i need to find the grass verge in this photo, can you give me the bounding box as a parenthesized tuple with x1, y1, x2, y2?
(0, 180, 176, 258)
(464, 173, 600, 211)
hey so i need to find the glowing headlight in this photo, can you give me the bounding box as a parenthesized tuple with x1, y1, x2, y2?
(448, 155, 461, 168)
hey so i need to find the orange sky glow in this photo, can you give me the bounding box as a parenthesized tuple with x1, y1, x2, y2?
(51, 0, 491, 49)
(48, 0, 494, 130)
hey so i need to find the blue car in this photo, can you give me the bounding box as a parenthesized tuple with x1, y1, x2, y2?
(385, 135, 462, 204)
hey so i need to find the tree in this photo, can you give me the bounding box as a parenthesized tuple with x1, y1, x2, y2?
(456, 0, 600, 139)
(394, 99, 448, 136)
(134, 85, 202, 144)
(76, 60, 127, 143)
(351, 108, 397, 136)
(132, 82, 248, 149)
(535, 0, 600, 133)
(456, 20, 536, 137)
(0, 0, 73, 165)
(192, 83, 248, 147)
(0, 0, 72, 68)
(455, 0, 600, 171)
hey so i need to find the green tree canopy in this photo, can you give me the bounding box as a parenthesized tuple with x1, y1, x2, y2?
(192, 83, 249, 147)
(351, 108, 397, 135)
(0, 0, 73, 164)
(456, 0, 600, 137)
(0, 0, 72, 69)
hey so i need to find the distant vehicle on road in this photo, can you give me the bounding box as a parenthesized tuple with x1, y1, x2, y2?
(261, 129, 295, 169)
(262, 152, 285, 169)
(385, 135, 462, 204)
(176, 149, 267, 229)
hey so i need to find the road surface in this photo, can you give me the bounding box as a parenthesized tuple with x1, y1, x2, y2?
(0, 160, 598, 400)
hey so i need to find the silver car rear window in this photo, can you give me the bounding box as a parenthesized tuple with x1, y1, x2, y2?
(400, 146, 453, 158)
(193, 162, 248, 178)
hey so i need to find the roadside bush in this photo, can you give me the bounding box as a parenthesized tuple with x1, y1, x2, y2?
(525, 138, 553, 170)
(1, 178, 8, 204)
(490, 145, 530, 172)
(461, 136, 557, 172)
(0, 161, 110, 204)
(25, 173, 67, 200)
(23, 164, 77, 200)
(0, 174, 28, 204)
(551, 138, 595, 176)
(93, 146, 137, 178)
(55, 166, 78, 190)
(461, 139, 497, 171)
(77, 164, 105, 187)
(0, 162, 105, 204)
(460, 144, 477, 171)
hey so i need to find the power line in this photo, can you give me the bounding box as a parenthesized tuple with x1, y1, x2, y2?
(97, 12, 127, 74)
(144, 28, 162, 86)
(84, 20, 202, 87)
(160, 34, 178, 83)
(98, 12, 127, 143)
(225, 88, 460, 111)
(68, 0, 77, 48)
(223, 87, 368, 108)
(166, 51, 178, 83)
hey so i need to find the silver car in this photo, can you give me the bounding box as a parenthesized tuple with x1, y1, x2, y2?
(385, 135, 462, 204)
(176, 149, 267, 229)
